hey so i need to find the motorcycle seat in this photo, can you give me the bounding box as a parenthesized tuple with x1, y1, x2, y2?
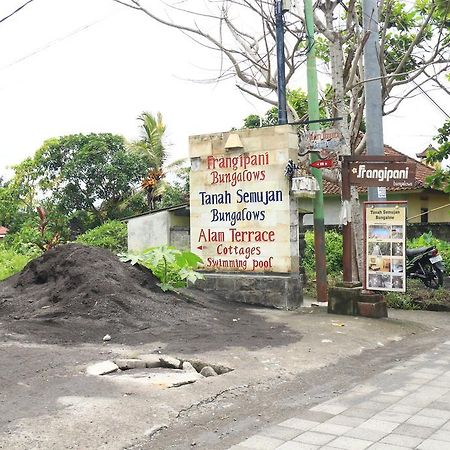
(406, 246, 434, 257)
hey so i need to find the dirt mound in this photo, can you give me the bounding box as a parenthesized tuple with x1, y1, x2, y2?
(0, 244, 204, 325)
(0, 244, 301, 349)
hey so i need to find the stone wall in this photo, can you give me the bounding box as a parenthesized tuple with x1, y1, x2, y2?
(170, 227, 190, 250)
(196, 273, 302, 310)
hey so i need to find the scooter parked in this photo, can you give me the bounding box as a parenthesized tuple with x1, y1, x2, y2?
(406, 246, 445, 289)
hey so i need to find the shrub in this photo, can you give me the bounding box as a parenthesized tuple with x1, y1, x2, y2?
(119, 245, 204, 291)
(76, 220, 127, 252)
(0, 246, 35, 281)
(304, 230, 343, 278)
(384, 291, 422, 310)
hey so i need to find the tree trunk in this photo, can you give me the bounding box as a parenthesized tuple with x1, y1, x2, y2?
(325, 2, 364, 282)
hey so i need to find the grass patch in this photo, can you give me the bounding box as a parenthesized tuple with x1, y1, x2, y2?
(0, 247, 35, 281)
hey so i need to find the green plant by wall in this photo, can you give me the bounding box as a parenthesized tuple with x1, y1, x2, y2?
(384, 291, 422, 310)
(76, 220, 127, 253)
(119, 245, 204, 292)
(304, 230, 343, 278)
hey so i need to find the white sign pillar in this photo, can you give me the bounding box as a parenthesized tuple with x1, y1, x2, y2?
(189, 125, 302, 309)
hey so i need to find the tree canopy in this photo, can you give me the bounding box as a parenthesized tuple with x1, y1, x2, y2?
(3, 133, 148, 234)
(426, 119, 450, 192)
(34, 133, 148, 219)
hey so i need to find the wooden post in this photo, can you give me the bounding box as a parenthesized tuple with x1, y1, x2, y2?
(341, 156, 352, 283)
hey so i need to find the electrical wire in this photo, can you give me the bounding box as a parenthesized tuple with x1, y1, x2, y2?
(0, 15, 112, 72)
(0, 0, 36, 24)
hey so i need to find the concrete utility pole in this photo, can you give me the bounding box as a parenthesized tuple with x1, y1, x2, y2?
(275, 0, 288, 125)
(363, 0, 385, 201)
(301, 0, 328, 302)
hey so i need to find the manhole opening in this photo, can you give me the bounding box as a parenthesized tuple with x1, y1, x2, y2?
(87, 355, 234, 387)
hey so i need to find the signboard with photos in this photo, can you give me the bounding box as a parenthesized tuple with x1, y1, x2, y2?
(364, 202, 407, 293)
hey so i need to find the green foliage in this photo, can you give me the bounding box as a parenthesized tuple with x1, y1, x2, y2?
(243, 114, 263, 129)
(384, 290, 422, 310)
(426, 120, 450, 192)
(242, 89, 320, 127)
(3, 205, 68, 254)
(304, 230, 343, 277)
(130, 111, 169, 210)
(0, 247, 35, 281)
(119, 246, 204, 292)
(33, 133, 148, 221)
(385, 279, 450, 310)
(407, 231, 450, 268)
(132, 111, 167, 169)
(76, 220, 128, 253)
(155, 167, 190, 209)
(0, 183, 22, 230)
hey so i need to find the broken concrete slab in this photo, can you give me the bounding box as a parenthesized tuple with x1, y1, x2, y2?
(200, 366, 218, 377)
(114, 359, 147, 370)
(86, 361, 119, 376)
(182, 361, 198, 373)
(139, 354, 162, 368)
(159, 355, 182, 369)
(106, 367, 203, 388)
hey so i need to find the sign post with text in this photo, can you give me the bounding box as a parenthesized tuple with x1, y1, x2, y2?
(364, 201, 407, 293)
(189, 126, 302, 309)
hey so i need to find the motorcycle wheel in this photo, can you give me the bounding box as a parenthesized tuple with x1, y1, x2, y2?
(422, 263, 444, 289)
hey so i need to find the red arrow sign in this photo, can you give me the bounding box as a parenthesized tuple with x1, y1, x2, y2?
(197, 245, 207, 250)
(310, 159, 334, 169)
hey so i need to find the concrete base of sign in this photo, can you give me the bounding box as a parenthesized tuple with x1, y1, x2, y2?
(357, 301, 388, 318)
(195, 273, 303, 310)
(328, 285, 388, 318)
(328, 285, 362, 316)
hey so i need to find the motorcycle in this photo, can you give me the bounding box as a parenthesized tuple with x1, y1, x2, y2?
(406, 246, 445, 289)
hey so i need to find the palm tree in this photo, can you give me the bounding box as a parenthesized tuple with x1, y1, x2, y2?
(133, 111, 168, 210)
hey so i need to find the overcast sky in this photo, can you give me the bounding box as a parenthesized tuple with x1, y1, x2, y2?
(0, 0, 448, 179)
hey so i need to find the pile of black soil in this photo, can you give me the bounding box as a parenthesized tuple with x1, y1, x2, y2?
(0, 244, 211, 324)
(0, 244, 301, 348)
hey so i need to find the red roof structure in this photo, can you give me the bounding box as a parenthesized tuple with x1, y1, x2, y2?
(323, 145, 436, 195)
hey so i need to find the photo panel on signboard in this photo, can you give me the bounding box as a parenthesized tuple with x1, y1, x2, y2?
(367, 273, 393, 290)
(391, 225, 404, 240)
(381, 274, 392, 289)
(392, 242, 403, 256)
(380, 257, 392, 273)
(368, 241, 391, 257)
(391, 258, 404, 273)
(368, 225, 391, 240)
(368, 255, 382, 271)
(392, 275, 404, 290)
(368, 273, 384, 289)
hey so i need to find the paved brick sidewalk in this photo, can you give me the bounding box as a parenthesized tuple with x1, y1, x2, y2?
(229, 341, 450, 450)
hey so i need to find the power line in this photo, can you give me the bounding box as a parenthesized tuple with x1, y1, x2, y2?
(0, 15, 111, 72)
(414, 80, 450, 119)
(0, 0, 36, 25)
